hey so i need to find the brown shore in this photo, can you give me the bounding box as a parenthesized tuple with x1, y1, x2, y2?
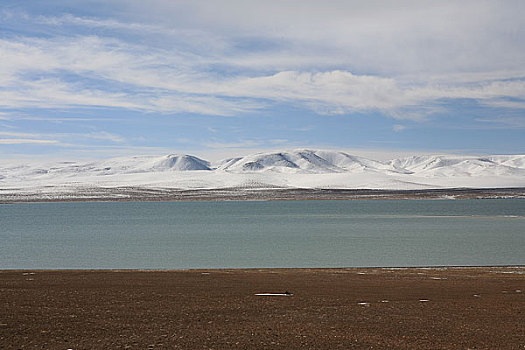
(1, 267, 524, 349)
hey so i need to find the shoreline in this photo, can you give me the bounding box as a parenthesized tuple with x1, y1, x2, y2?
(1, 186, 524, 203)
(3, 265, 525, 271)
(2, 266, 524, 349)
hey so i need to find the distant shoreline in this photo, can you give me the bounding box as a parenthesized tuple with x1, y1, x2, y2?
(1, 186, 524, 203)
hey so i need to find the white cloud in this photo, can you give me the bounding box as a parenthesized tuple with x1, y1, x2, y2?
(0, 138, 59, 144)
(2, 34, 524, 118)
(0, 130, 127, 145)
(0, 3, 524, 121)
(481, 100, 525, 110)
(85, 131, 126, 143)
(119, 0, 525, 74)
(393, 125, 406, 132)
(0, 131, 42, 138)
(475, 117, 525, 128)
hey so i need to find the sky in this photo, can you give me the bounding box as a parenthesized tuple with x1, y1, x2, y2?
(0, 0, 524, 161)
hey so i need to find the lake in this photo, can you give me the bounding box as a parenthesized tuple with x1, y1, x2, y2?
(1, 199, 524, 269)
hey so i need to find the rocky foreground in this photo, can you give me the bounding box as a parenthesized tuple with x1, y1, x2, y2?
(1, 267, 524, 349)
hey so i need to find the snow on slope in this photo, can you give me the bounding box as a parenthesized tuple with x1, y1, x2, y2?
(390, 155, 525, 177)
(1, 154, 210, 179)
(1, 149, 524, 192)
(216, 149, 408, 174)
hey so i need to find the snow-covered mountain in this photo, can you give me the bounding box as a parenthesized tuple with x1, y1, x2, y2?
(216, 150, 409, 174)
(389, 155, 525, 177)
(1, 149, 524, 193)
(2, 154, 210, 178)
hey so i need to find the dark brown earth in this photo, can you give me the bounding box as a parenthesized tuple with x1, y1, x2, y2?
(1, 267, 524, 349)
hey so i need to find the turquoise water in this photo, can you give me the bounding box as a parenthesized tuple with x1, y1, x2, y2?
(1, 199, 524, 269)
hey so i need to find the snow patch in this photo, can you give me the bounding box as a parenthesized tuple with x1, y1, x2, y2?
(255, 293, 293, 296)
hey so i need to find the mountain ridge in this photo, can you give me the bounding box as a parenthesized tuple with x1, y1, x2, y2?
(1, 149, 524, 192)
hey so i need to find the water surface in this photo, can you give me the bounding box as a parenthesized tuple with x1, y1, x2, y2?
(1, 199, 523, 269)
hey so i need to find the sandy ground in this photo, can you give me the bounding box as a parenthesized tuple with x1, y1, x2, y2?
(1, 267, 524, 349)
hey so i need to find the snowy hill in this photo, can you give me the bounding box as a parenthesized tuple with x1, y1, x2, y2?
(1, 150, 524, 194)
(390, 155, 525, 177)
(216, 150, 408, 174)
(152, 154, 211, 171)
(1, 154, 210, 179)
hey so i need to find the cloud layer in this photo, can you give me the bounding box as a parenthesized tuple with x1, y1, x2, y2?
(0, 1, 524, 120)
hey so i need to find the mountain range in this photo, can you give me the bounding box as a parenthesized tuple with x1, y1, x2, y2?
(1, 149, 524, 193)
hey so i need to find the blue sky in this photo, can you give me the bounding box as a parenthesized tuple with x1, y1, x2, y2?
(1, 0, 524, 160)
